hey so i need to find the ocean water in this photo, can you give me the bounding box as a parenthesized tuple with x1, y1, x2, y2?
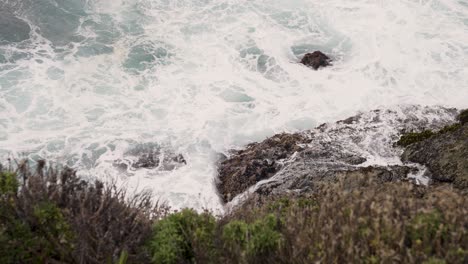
(0, 0, 467, 211)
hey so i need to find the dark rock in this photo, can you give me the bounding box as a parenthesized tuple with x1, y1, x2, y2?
(0, 11, 31, 44)
(402, 122, 468, 190)
(114, 143, 186, 172)
(300, 51, 331, 70)
(338, 114, 362, 125)
(218, 105, 458, 203)
(162, 154, 187, 171)
(458, 109, 468, 125)
(255, 165, 413, 197)
(215, 153, 228, 166)
(217, 133, 311, 203)
(114, 162, 128, 172)
(133, 152, 159, 169)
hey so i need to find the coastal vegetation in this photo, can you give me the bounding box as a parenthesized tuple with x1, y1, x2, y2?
(1, 164, 467, 263)
(1, 107, 466, 264)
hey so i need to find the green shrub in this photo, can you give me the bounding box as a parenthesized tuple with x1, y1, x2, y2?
(0, 199, 73, 262)
(149, 209, 216, 264)
(406, 210, 451, 257)
(33, 202, 74, 247)
(396, 130, 435, 147)
(0, 164, 159, 263)
(223, 177, 468, 263)
(1, 163, 467, 263)
(0, 208, 38, 263)
(407, 211, 444, 244)
(0, 172, 18, 195)
(223, 220, 249, 249)
(222, 214, 282, 262)
(246, 214, 282, 256)
(266, 197, 291, 212)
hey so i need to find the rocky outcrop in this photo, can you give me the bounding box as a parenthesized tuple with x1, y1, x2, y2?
(300, 51, 331, 70)
(218, 105, 459, 203)
(401, 114, 468, 190)
(255, 165, 413, 197)
(217, 133, 311, 203)
(458, 109, 468, 125)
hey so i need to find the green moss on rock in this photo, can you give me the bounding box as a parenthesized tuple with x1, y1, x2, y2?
(396, 130, 435, 147)
(437, 123, 462, 134)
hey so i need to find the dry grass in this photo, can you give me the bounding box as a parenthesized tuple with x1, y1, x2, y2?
(221, 175, 468, 263)
(1, 162, 467, 263)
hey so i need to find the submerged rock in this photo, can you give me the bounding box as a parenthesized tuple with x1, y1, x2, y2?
(402, 114, 468, 190)
(218, 105, 458, 203)
(300, 51, 331, 70)
(114, 143, 186, 172)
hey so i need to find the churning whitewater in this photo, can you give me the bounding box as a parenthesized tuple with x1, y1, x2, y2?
(0, 0, 467, 211)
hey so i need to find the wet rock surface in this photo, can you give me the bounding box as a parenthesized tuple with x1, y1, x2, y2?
(217, 133, 311, 203)
(114, 143, 186, 172)
(256, 165, 413, 197)
(458, 109, 468, 125)
(218, 105, 459, 203)
(402, 117, 468, 190)
(300, 51, 331, 70)
(0, 11, 31, 44)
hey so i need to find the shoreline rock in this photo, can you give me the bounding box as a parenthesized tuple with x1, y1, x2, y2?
(402, 110, 468, 190)
(217, 106, 461, 204)
(217, 133, 310, 203)
(114, 143, 186, 172)
(255, 165, 414, 197)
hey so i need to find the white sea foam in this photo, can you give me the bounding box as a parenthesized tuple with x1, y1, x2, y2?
(0, 0, 467, 211)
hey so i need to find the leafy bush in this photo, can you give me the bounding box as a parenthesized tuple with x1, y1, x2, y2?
(1, 163, 467, 264)
(407, 211, 446, 255)
(0, 162, 164, 263)
(223, 214, 282, 262)
(0, 172, 18, 195)
(0, 204, 39, 263)
(147, 174, 468, 263)
(0, 171, 73, 263)
(222, 177, 468, 263)
(149, 209, 217, 264)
